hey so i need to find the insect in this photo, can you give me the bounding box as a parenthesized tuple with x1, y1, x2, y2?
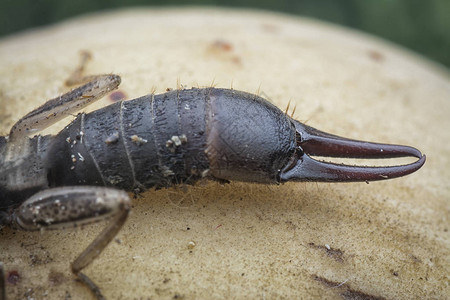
(0, 74, 425, 299)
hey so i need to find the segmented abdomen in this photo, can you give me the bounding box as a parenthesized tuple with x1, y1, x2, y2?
(48, 88, 296, 189)
(49, 89, 210, 189)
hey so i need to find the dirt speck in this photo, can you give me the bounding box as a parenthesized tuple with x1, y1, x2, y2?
(367, 49, 385, 62)
(109, 90, 127, 102)
(308, 242, 345, 263)
(7, 270, 20, 285)
(313, 275, 386, 300)
(207, 39, 242, 66)
(211, 40, 233, 52)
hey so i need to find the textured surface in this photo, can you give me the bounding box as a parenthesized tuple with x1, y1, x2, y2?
(0, 8, 448, 299)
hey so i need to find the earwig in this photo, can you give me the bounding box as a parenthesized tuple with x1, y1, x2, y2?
(0, 74, 425, 299)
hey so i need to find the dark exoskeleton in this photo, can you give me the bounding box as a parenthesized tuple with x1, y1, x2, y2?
(0, 74, 425, 299)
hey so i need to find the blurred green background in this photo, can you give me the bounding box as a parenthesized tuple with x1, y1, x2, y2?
(0, 0, 449, 69)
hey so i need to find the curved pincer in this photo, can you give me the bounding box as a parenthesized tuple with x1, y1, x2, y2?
(279, 120, 426, 182)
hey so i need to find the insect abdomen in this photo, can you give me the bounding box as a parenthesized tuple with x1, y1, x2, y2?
(49, 89, 211, 189)
(48, 88, 296, 189)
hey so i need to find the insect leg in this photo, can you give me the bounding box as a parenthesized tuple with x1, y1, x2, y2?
(9, 74, 121, 141)
(10, 186, 130, 300)
(0, 262, 5, 300)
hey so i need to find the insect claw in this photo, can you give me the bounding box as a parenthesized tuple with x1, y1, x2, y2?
(279, 120, 426, 182)
(280, 153, 426, 182)
(294, 121, 422, 159)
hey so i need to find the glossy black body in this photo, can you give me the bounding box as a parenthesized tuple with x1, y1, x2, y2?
(46, 88, 296, 192)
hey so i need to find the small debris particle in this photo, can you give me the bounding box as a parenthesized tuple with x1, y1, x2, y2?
(7, 270, 20, 285)
(179, 134, 187, 144)
(187, 241, 196, 249)
(313, 275, 386, 300)
(130, 134, 148, 145)
(172, 136, 182, 146)
(201, 169, 209, 178)
(308, 242, 344, 263)
(71, 154, 76, 163)
(44, 217, 54, 225)
(166, 139, 174, 149)
(66, 137, 71, 143)
(31, 205, 40, 215)
(107, 175, 124, 185)
(166, 135, 187, 152)
(77, 152, 85, 161)
(161, 166, 174, 177)
(368, 49, 385, 62)
(207, 39, 242, 66)
(105, 131, 120, 144)
(109, 90, 127, 102)
(211, 39, 233, 52)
